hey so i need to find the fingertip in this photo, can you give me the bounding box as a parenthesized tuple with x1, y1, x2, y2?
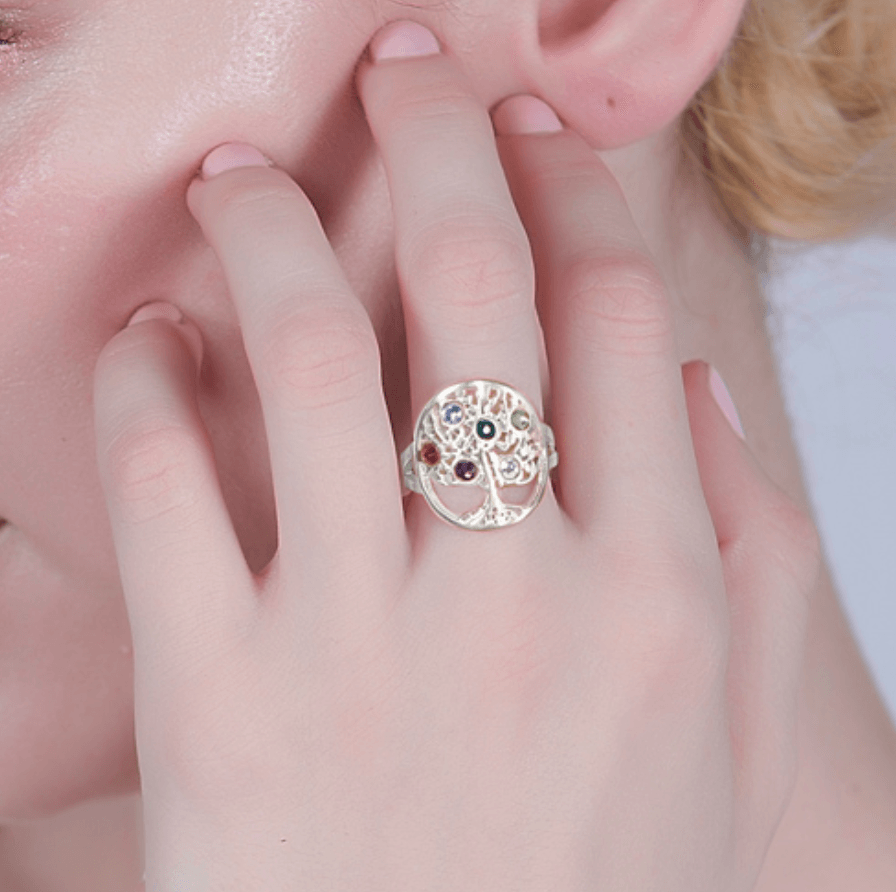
(681, 357, 710, 392)
(127, 301, 184, 328)
(200, 143, 273, 181)
(682, 360, 745, 444)
(492, 95, 564, 137)
(125, 302, 204, 375)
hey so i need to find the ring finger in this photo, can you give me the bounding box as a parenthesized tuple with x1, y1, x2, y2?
(357, 23, 561, 531)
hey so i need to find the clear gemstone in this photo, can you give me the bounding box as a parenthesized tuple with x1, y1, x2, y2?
(511, 409, 530, 430)
(500, 458, 520, 479)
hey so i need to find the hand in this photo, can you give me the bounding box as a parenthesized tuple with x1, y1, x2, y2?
(92, 20, 820, 892)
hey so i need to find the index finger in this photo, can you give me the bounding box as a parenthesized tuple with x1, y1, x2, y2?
(494, 98, 711, 541)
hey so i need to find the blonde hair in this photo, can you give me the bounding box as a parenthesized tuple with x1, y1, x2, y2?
(677, 0, 896, 272)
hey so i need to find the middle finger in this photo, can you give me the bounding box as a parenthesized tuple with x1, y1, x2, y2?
(356, 22, 550, 451)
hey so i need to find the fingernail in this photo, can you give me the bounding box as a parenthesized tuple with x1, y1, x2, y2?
(127, 302, 204, 373)
(370, 21, 441, 62)
(709, 365, 745, 440)
(493, 95, 564, 136)
(127, 302, 184, 327)
(200, 142, 273, 181)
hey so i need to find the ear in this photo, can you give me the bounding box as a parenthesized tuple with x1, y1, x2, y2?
(530, 0, 750, 149)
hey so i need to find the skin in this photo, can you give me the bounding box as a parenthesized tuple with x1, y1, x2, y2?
(0, 0, 894, 889)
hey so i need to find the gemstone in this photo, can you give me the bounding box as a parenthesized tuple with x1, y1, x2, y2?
(499, 458, 520, 479)
(511, 409, 530, 431)
(476, 418, 496, 440)
(454, 460, 478, 481)
(420, 442, 440, 467)
(443, 403, 463, 425)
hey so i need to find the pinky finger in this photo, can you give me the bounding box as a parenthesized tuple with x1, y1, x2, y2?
(682, 361, 821, 851)
(93, 305, 258, 682)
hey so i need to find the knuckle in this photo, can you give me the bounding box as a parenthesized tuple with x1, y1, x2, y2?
(643, 603, 725, 694)
(763, 496, 823, 590)
(261, 303, 381, 412)
(622, 607, 726, 709)
(772, 732, 800, 812)
(601, 548, 728, 702)
(411, 219, 534, 334)
(535, 156, 621, 204)
(390, 84, 484, 131)
(747, 722, 800, 851)
(105, 421, 199, 523)
(210, 171, 301, 225)
(561, 253, 674, 355)
(639, 620, 726, 708)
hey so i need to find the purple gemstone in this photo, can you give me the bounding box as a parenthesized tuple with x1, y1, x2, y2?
(454, 460, 477, 481)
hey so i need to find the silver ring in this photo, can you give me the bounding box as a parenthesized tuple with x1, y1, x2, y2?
(400, 379, 558, 531)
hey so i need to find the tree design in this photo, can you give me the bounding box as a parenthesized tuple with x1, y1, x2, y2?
(415, 380, 547, 530)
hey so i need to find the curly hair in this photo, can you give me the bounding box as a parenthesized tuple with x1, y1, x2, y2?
(677, 0, 896, 274)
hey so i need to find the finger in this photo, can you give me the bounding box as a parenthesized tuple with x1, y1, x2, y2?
(682, 360, 820, 838)
(185, 148, 409, 600)
(93, 306, 256, 681)
(357, 25, 563, 533)
(494, 99, 709, 535)
(358, 22, 559, 527)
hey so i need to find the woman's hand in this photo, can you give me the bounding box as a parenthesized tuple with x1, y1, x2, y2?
(92, 20, 820, 892)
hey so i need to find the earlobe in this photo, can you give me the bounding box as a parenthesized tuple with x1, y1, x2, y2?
(531, 0, 749, 151)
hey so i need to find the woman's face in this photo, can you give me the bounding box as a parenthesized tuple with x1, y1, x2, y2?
(0, 0, 535, 820)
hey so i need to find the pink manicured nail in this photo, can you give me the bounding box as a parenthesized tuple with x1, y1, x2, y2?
(370, 21, 441, 62)
(127, 301, 184, 327)
(709, 366, 745, 440)
(200, 143, 272, 180)
(126, 302, 205, 373)
(493, 95, 564, 136)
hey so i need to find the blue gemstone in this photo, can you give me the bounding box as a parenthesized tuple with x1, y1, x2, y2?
(443, 403, 463, 425)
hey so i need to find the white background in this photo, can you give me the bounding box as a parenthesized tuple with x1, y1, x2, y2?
(764, 234, 896, 725)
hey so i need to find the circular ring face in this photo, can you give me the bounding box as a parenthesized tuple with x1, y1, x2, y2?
(411, 380, 552, 531)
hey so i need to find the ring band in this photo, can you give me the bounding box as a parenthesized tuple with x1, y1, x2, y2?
(399, 379, 558, 531)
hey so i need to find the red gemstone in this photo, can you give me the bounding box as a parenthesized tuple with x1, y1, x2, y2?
(420, 442, 440, 466)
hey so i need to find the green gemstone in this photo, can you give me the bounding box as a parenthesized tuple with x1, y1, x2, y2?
(476, 419, 496, 440)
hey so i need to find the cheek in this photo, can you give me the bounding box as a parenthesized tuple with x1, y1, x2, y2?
(0, 161, 120, 335)
(0, 205, 119, 585)
(0, 156, 183, 579)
